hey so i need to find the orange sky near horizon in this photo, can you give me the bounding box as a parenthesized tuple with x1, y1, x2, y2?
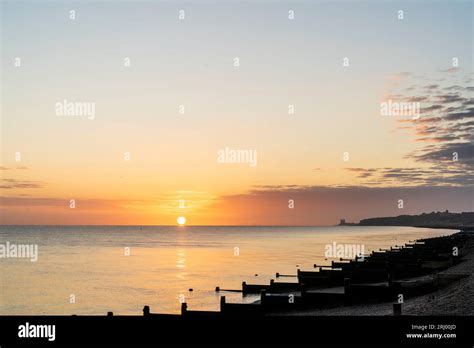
(1, 1, 473, 225)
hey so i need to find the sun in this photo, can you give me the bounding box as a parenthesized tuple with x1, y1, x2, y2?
(177, 216, 186, 226)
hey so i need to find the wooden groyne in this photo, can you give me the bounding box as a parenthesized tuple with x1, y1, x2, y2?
(242, 280, 301, 294)
(142, 231, 472, 317)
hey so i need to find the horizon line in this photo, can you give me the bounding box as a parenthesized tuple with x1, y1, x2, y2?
(0, 224, 341, 227)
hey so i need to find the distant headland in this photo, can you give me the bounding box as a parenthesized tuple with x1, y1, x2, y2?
(339, 211, 474, 230)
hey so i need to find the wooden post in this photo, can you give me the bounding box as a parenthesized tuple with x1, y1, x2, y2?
(181, 302, 188, 315)
(276, 272, 280, 278)
(261, 289, 267, 308)
(220, 296, 226, 313)
(143, 306, 150, 316)
(393, 303, 402, 316)
(107, 311, 113, 317)
(242, 281, 247, 294)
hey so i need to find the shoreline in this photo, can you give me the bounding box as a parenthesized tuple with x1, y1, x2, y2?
(1, 226, 470, 316)
(278, 232, 474, 316)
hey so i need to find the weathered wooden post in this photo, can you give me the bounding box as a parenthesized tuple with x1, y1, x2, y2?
(261, 289, 267, 309)
(220, 296, 226, 314)
(300, 282, 307, 297)
(107, 311, 113, 317)
(143, 305, 150, 316)
(181, 302, 188, 315)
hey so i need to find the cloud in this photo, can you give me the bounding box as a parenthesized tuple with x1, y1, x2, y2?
(0, 179, 43, 189)
(434, 93, 466, 104)
(345, 165, 474, 187)
(0, 166, 29, 170)
(1, 184, 472, 225)
(345, 168, 376, 172)
(445, 107, 474, 121)
(440, 67, 459, 73)
(422, 104, 444, 112)
(206, 185, 474, 225)
(0, 196, 138, 208)
(388, 72, 474, 179)
(407, 96, 429, 102)
(411, 142, 474, 165)
(415, 135, 460, 143)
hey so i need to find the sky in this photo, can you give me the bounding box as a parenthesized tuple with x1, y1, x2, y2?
(1, 0, 473, 225)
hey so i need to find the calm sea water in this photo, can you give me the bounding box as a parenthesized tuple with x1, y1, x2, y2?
(0, 225, 454, 315)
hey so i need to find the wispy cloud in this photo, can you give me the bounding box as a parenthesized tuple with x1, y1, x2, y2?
(0, 166, 29, 170)
(377, 71, 473, 186)
(0, 179, 43, 189)
(345, 166, 474, 187)
(439, 67, 460, 73)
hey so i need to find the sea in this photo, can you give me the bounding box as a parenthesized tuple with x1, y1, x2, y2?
(0, 225, 454, 315)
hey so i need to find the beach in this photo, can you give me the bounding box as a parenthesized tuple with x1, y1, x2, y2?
(278, 233, 474, 316)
